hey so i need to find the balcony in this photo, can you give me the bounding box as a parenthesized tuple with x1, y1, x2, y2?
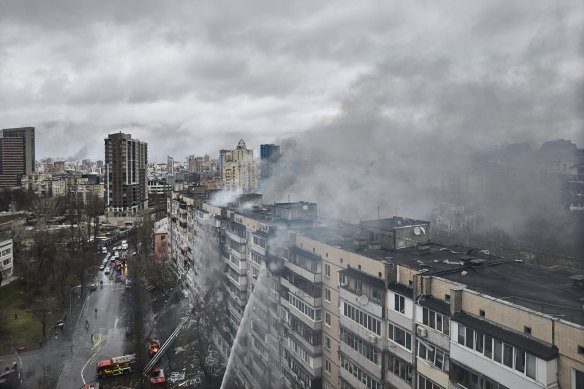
(226, 256, 247, 275)
(229, 246, 246, 261)
(281, 278, 322, 307)
(340, 288, 383, 318)
(225, 229, 246, 244)
(288, 326, 322, 356)
(339, 342, 382, 378)
(286, 302, 322, 331)
(283, 344, 322, 378)
(225, 273, 247, 291)
(283, 261, 321, 283)
(250, 243, 266, 257)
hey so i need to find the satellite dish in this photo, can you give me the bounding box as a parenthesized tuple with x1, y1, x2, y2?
(414, 226, 421, 236)
(420, 227, 426, 235)
(302, 205, 308, 211)
(358, 295, 369, 305)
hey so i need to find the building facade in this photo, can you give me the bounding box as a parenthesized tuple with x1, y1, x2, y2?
(104, 132, 148, 216)
(0, 127, 35, 187)
(0, 239, 14, 283)
(221, 140, 258, 192)
(167, 194, 584, 389)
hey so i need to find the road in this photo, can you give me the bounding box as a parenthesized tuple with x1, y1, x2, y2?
(55, 259, 134, 388)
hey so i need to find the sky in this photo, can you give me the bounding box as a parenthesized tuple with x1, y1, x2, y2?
(1, 0, 582, 164)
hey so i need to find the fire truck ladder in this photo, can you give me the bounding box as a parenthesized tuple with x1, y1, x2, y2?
(143, 316, 189, 376)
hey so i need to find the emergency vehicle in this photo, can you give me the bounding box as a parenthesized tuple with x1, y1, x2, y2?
(150, 368, 166, 388)
(96, 354, 135, 379)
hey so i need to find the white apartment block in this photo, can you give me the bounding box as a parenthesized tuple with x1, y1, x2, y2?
(0, 239, 14, 282)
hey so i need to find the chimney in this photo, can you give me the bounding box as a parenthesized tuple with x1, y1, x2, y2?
(450, 287, 464, 315)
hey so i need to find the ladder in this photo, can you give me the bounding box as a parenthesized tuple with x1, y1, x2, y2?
(143, 316, 189, 375)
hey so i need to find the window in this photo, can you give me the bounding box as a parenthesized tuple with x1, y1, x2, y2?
(524, 326, 532, 335)
(388, 354, 412, 384)
(288, 294, 321, 321)
(422, 308, 450, 335)
(480, 309, 485, 317)
(325, 358, 331, 374)
(325, 336, 331, 350)
(388, 323, 412, 350)
(457, 323, 538, 380)
(340, 327, 379, 364)
(445, 294, 450, 302)
(579, 345, 584, 356)
(325, 288, 331, 302)
(324, 264, 331, 278)
(417, 373, 445, 389)
(417, 340, 450, 373)
(394, 294, 405, 314)
(342, 302, 381, 336)
(325, 313, 331, 327)
(574, 369, 584, 389)
(339, 354, 380, 389)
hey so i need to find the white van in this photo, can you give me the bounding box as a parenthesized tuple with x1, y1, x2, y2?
(104, 267, 111, 275)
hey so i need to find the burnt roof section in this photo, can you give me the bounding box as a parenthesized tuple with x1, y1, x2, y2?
(418, 296, 451, 316)
(360, 217, 429, 231)
(340, 267, 385, 289)
(387, 282, 414, 297)
(452, 312, 558, 361)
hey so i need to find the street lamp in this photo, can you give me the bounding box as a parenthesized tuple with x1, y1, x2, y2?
(69, 285, 82, 318)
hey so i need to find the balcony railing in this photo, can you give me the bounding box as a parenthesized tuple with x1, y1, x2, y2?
(284, 260, 322, 283)
(225, 229, 246, 244)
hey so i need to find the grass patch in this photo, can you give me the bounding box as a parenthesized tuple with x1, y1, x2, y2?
(1, 305, 43, 351)
(0, 284, 63, 353)
(0, 284, 21, 309)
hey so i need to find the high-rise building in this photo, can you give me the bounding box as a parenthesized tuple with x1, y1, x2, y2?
(221, 139, 258, 192)
(167, 156, 174, 174)
(0, 127, 35, 187)
(260, 143, 280, 180)
(168, 193, 584, 389)
(104, 132, 148, 216)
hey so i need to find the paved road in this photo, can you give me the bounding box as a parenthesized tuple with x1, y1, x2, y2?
(55, 263, 134, 388)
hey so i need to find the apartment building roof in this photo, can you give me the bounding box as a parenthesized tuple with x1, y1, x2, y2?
(440, 261, 584, 326)
(360, 217, 429, 231)
(298, 223, 584, 326)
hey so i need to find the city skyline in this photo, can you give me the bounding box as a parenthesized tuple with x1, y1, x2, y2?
(0, 1, 582, 164)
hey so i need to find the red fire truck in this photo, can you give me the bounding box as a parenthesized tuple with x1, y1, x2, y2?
(150, 368, 167, 388)
(96, 354, 135, 379)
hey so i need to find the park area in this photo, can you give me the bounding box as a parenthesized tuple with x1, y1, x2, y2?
(0, 280, 64, 353)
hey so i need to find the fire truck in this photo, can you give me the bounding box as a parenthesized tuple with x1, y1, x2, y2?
(96, 354, 135, 379)
(148, 338, 161, 358)
(150, 368, 167, 388)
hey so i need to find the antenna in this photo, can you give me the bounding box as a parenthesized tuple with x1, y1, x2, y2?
(377, 206, 380, 220)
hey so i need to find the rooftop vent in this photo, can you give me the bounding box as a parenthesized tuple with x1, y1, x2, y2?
(369, 241, 381, 250)
(354, 238, 367, 251)
(570, 275, 584, 287)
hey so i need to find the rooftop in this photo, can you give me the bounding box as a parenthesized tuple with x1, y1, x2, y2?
(298, 222, 584, 326)
(360, 217, 429, 231)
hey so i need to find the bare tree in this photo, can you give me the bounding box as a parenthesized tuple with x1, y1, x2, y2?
(189, 288, 226, 379)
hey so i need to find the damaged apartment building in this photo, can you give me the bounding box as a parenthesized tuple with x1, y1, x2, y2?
(167, 193, 584, 389)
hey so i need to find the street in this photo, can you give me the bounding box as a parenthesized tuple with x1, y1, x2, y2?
(56, 263, 134, 389)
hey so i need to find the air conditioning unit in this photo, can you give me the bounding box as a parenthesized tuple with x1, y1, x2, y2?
(417, 327, 428, 337)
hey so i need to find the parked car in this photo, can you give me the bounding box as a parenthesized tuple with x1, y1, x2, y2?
(89, 283, 97, 291)
(104, 267, 111, 275)
(99, 265, 104, 270)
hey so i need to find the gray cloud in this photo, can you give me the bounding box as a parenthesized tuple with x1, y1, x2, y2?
(0, 0, 581, 166)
